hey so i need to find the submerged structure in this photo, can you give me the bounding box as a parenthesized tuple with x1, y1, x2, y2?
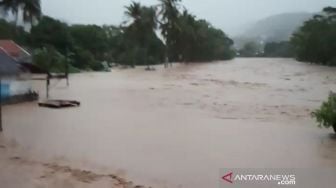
(0, 41, 38, 104)
(0, 40, 32, 63)
(0, 46, 19, 132)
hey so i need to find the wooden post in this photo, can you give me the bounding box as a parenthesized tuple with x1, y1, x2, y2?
(46, 73, 50, 99)
(66, 70, 69, 86)
(66, 48, 69, 86)
(164, 49, 169, 68)
(145, 48, 149, 70)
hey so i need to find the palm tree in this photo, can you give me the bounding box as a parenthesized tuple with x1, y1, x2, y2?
(124, 2, 160, 68)
(22, 0, 42, 24)
(158, 0, 182, 65)
(141, 6, 158, 30)
(124, 1, 142, 25)
(0, 0, 19, 22)
(140, 6, 158, 70)
(178, 10, 198, 62)
(158, 0, 181, 25)
(124, 2, 142, 67)
(0, 0, 41, 26)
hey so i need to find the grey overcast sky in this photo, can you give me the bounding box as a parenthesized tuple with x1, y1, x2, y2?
(42, 0, 336, 36)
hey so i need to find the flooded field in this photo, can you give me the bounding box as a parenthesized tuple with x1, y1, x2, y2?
(1, 58, 336, 188)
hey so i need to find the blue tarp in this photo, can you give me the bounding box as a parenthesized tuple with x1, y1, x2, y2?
(0, 83, 9, 99)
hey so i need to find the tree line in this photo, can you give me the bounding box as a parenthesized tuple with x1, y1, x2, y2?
(238, 6, 336, 66)
(291, 7, 336, 66)
(0, 0, 235, 72)
(238, 41, 294, 58)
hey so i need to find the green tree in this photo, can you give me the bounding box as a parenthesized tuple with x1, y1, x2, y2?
(69, 24, 108, 61)
(0, 19, 15, 38)
(102, 25, 123, 63)
(30, 17, 108, 71)
(263, 41, 294, 57)
(176, 11, 234, 62)
(312, 92, 336, 133)
(71, 47, 100, 70)
(0, 18, 29, 43)
(139, 6, 161, 68)
(30, 16, 72, 54)
(159, 0, 181, 62)
(125, 1, 142, 23)
(120, 2, 164, 67)
(239, 42, 260, 57)
(1, 0, 235, 71)
(291, 7, 336, 65)
(22, 0, 42, 24)
(0, 0, 41, 25)
(33, 46, 66, 73)
(0, 0, 19, 23)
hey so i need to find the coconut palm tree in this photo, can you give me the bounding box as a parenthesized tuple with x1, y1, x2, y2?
(0, 0, 19, 22)
(158, 0, 181, 64)
(124, 1, 142, 25)
(140, 6, 158, 70)
(0, 0, 41, 26)
(22, 0, 42, 24)
(141, 6, 158, 30)
(124, 2, 160, 68)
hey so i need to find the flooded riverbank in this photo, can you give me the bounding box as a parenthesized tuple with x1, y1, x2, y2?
(1, 58, 336, 188)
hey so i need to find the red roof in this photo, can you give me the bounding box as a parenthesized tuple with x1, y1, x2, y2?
(0, 40, 30, 58)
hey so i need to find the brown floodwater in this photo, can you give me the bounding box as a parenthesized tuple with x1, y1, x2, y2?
(2, 58, 336, 188)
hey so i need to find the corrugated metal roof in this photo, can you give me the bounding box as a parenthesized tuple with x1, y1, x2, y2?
(0, 40, 31, 60)
(0, 48, 19, 76)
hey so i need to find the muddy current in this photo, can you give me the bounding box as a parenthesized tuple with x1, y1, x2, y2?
(2, 58, 336, 188)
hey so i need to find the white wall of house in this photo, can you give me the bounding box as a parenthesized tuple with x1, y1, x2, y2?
(1, 79, 32, 96)
(10, 80, 32, 95)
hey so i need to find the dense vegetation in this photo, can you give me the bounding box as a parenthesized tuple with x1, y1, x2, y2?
(237, 8, 336, 60)
(291, 7, 336, 66)
(239, 13, 313, 43)
(312, 92, 336, 133)
(237, 41, 294, 58)
(263, 41, 294, 58)
(238, 42, 262, 57)
(0, 0, 235, 72)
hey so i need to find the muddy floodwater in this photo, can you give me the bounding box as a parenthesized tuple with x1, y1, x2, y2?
(2, 58, 336, 188)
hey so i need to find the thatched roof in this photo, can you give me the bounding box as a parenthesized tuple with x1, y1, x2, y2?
(0, 48, 19, 77)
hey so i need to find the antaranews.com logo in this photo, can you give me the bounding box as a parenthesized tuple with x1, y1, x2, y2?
(220, 168, 336, 188)
(222, 171, 296, 185)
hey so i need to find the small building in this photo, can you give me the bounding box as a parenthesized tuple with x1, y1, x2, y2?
(0, 40, 32, 63)
(0, 40, 45, 73)
(0, 46, 36, 103)
(0, 47, 20, 99)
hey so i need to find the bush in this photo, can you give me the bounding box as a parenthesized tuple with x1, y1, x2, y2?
(72, 48, 97, 70)
(263, 41, 294, 58)
(33, 46, 66, 73)
(312, 92, 336, 133)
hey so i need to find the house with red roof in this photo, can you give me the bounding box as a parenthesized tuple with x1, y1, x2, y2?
(0, 40, 32, 63)
(0, 42, 37, 103)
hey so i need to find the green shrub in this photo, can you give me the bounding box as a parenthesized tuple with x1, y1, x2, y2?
(312, 92, 336, 133)
(33, 46, 66, 73)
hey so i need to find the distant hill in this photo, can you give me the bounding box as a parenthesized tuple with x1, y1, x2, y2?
(234, 12, 313, 48)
